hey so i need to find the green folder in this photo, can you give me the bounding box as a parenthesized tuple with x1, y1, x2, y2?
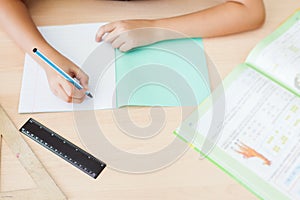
(174, 10, 300, 200)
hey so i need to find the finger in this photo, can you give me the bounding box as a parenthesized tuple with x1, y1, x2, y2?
(239, 146, 248, 151)
(103, 29, 122, 44)
(57, 75, 74, 97)
(73, 68, 90, 90)
(59, 65, 88, 101)
(240, 142, 250, 148)
(57, 75, 86, 99)
(111, 37, 126, 49)
(235, 150, 243, 154)
(47, 72, 72, 102)
(72, 95, 86, 104)
(57, 84, 85, 103)
(119, 42, 134, 52)
(56, 80, 85, 103)
(95, 23, 116, 42)
(58, 73, 86, 100)
(55, 84, 72, 103)
(72, 85, 86, 99)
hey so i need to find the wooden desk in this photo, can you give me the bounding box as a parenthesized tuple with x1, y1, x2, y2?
(0, 0, 299, 199)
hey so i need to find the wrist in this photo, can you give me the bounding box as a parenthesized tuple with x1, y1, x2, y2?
(31, 43, 61, 73)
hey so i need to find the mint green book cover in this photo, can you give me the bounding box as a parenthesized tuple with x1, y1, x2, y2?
(115, 38, 210, 107)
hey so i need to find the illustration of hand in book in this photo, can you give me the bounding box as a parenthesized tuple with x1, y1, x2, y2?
(235, 142, 271, 166)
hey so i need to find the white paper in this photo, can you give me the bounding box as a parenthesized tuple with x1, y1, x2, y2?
(18, 23, 116, 113)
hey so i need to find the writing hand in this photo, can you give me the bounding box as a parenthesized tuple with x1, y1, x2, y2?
(44, 53, 89, 103)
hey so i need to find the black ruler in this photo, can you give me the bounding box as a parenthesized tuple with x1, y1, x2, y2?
(19, 118, 106, 179)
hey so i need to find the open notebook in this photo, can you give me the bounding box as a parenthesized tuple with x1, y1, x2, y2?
(18, 23, 210, 113)
(175, 10, 300, 200)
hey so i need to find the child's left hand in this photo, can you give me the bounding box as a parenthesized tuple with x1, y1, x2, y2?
(95, 19, 162, 52)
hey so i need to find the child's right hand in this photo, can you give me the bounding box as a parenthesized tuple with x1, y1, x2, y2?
(40, 51, 90, 103)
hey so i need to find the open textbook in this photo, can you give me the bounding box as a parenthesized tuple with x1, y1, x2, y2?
(18, 23, 209, 113)
(175, 10, 300, 200)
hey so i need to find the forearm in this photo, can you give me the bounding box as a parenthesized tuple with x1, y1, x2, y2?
(154, 0, 265, 39)
(0, 0, 56, 61)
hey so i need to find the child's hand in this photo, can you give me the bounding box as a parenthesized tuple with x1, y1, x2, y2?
(95, 20, 161, 52)
(43, 53, 89, 103)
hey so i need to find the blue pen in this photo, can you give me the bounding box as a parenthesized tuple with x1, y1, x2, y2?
(33, 48, 93, 98)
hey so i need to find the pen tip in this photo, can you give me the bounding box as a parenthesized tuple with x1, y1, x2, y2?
(33, 48, 37, 53)
(87, 93, 93, 98)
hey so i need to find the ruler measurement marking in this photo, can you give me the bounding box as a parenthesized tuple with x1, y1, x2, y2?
(19, 118, 106, 179)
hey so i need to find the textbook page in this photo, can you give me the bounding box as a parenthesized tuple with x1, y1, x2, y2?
(246, 10, 300, 96)
(18, 23, 116, 113)
(176, 64, 300, 200)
